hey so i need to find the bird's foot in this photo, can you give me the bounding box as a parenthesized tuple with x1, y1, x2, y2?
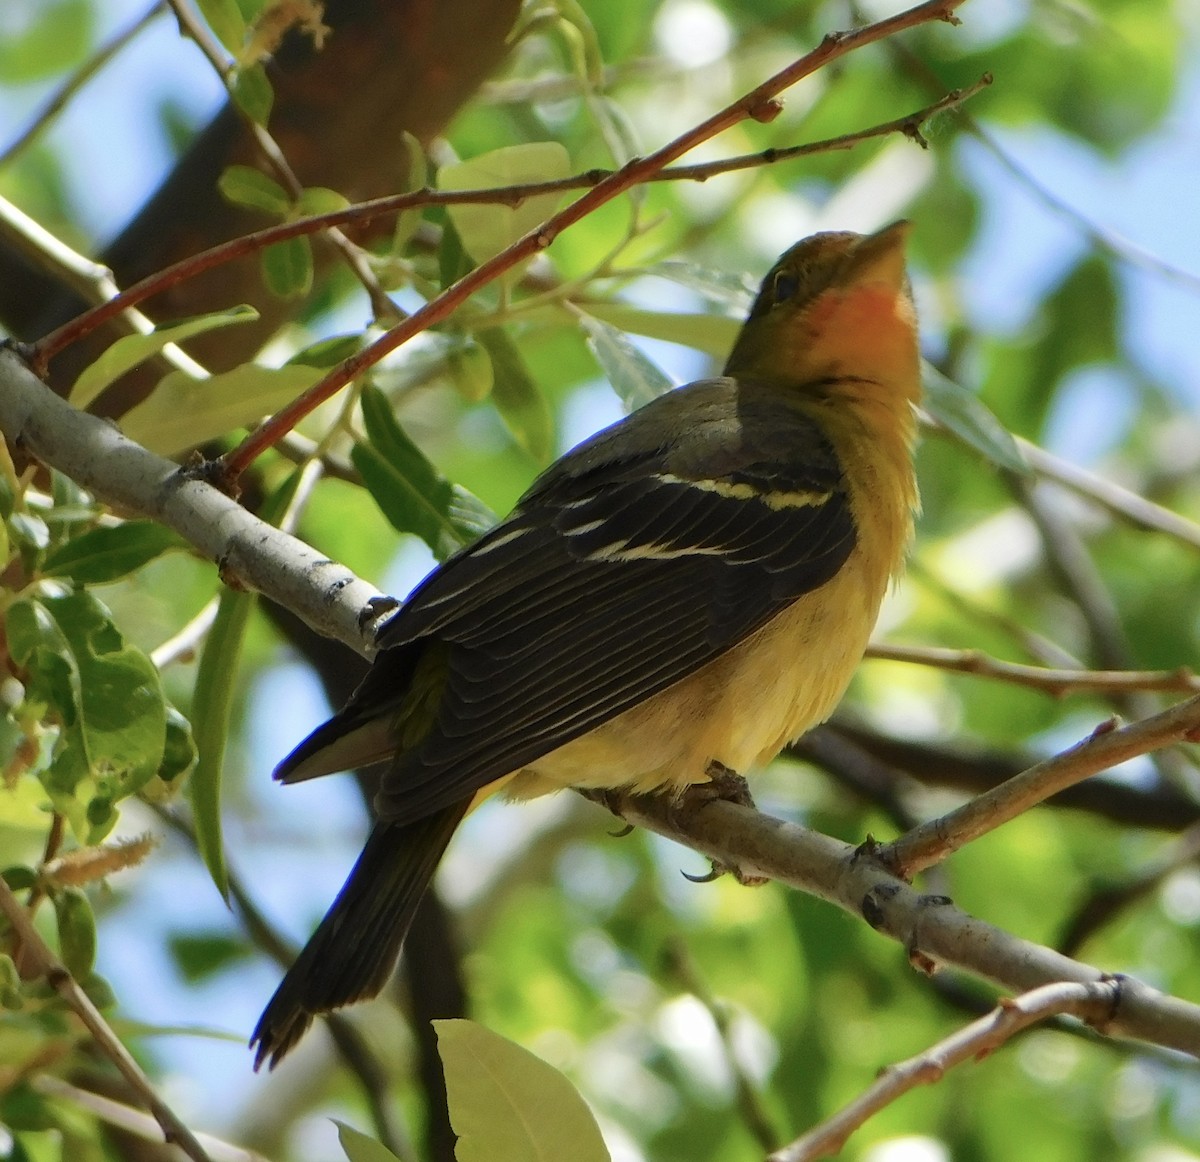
(676, 761, 769, 887)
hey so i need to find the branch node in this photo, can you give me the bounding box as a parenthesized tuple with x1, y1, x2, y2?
(748, 98, 784, 124)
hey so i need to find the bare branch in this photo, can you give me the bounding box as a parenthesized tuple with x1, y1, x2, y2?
(216, 0, 972, 479)
(0, 3, 164, 167)
(605, 793, 1200, 1058)
(165, 0, 398, 322)
(0, 194, 207, 377)
(1018, 436, 1200, 553)
(0, 877, 215, 1162)
(867, 642, 1200, 696)
(0, 345, 381, 649)
(30, 77, 987, 379)
(884, 694, 1200, 877)
(33, 1076, 268, 1162)
(770, 981, 1123, 1161)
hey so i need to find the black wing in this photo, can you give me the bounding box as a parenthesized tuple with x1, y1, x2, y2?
(339, 377, 856, 825)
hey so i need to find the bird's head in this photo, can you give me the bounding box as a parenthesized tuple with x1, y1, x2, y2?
(724, 221, 919, 405)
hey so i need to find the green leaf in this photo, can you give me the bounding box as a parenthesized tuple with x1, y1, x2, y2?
(287, 333, 364, 368)
(43, 522, 184, 585)
(335, 1121, 404, 1162)
(217, 165, 290, 216)
(167, 931, 252, 983)
(69, 305, 260, 409)
(352, 386, 496, 560)
(262, 236, 314, 299)
(447, 341, 494, 403)
(581, 302, 741, 359)
(231, 63, 275, 125)
(923, 363, 1028, 474)
(391, 131, 429, 255)
(439, 142, 571, 276)
(578, 313, 674, 412)
(194, 0, 246, 53)
(0, 0, 94, 83)
(189, 586, 253, 901)
(435, 1019, 610, 1162)
(53, 888, 96, 979)
(0, 954, 22, 1009)
(8, 593, 166, 836)
(158, 707, 197, 784)
(188, 470, 299, 899)
(476, 328, 553, 463)
(295, 186, 350, 216)
(121, 362, 323, 456)
(649, 260, 757, 312)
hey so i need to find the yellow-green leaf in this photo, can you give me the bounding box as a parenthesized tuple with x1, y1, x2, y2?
(436, 1019, 610, 1162)
(70, 305, 259, 409)
(439, 142, 570, 278)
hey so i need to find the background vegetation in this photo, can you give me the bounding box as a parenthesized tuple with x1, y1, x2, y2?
(1, 1, 1198, 1160)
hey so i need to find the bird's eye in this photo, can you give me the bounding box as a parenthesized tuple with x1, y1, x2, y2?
(771, 270, 799, 303)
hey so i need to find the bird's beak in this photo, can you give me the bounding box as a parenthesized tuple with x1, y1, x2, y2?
(837, 220, 912, 291)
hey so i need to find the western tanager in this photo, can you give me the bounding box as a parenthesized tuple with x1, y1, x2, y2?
(251, 221, 920, 1067)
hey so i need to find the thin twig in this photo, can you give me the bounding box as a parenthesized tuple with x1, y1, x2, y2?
(0, 877, 214, 1162)
(151, 805, 417, 1162)
(215, 0, 971, 479)
(665, 937, 783, 1154)
(1018, 436, 1200, 553)
(1058, 822, 1200, 957)
(0, 3, 164, 168)
(867, 642, 1200, 696)
(165, 0, 399, 321)
(883, 694, 1200, 878)
(151, 598, 220, 669)
(0, 194, 207, 378)
(33, 1075, 268, 1162)
(769, 981, 1122, 1161)
(31, 75, 987, 375)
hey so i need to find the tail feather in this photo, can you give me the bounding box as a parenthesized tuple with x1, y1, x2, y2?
(251, 801, 469, 1069)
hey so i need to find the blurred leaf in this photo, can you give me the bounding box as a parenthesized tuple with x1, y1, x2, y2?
(582, 302, 741, 359)
(262, 236, 314, 299)
(578, 312, 674, 412)
(194, 0, 246, 54)
(159, 707, 197, 784)
(52, 888, 96, 979)
(7, 592, 165, 839)
(335, 1122, 404, 1162)
(0, 0, 94, 83)
(922, 363, 1027, 474)
(168, 931, 252, 983)
(287, 333, 364, 368)
(121, 362, 323, 455)
(649, 261, 757, 312)
(477, 328, 554, 463)
(295, 186, 350, 216)
(218, 165, 290, 216)
(392, 131, 429, 254)
(189, 588, 250, 901)
(353, 385, 496, 559)
(69, 306, 259, 410)
(448, 341, 495, 403)
(439, 142, 571, 276)
(231, 63, 275, 124)
(436, 1018, 610, 1162)
(43, 522, 184, 584)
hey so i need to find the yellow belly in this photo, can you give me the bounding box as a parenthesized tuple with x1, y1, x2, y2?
(500, 542, 884, 802)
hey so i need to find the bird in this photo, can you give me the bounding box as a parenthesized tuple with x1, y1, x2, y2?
(251, 220, 921, 1068)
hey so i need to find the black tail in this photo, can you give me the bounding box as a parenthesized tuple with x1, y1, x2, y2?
(251, 801, 470, 1069)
